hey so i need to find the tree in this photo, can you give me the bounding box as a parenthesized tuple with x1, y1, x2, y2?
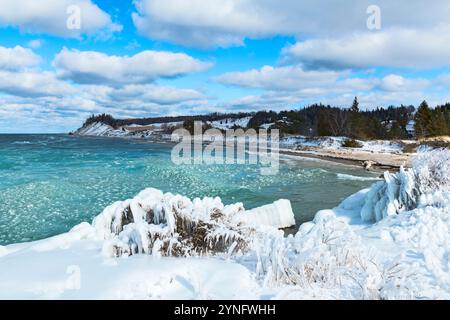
(349, 97, 363, 138)
(430, 109, 448, 136)
(351, 97, 360, 113)
(327, 109, 349, 136)
(414, 101, 432, 138)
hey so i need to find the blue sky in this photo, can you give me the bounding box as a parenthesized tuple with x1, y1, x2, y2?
(1, 0, 450, 133)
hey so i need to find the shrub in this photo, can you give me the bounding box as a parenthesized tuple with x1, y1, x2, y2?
(342, 139, 363, 148)
(402, 142, 418, 153)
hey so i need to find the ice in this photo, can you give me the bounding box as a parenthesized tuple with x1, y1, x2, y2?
(336, 173, 380, 181)
(360, 150, 450, 222)
(234, 199, 295, 229)
(90, 188, 294, 258)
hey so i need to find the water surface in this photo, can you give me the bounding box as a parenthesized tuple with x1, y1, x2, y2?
(0, 134, 379, 245)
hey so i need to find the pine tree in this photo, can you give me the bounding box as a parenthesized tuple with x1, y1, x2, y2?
(349, 97, 363, 138)
(351, 97, 360, 113)
(414, 101, 432, 138)
(431, 110, 448, 136)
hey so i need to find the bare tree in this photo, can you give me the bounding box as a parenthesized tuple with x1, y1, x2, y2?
(328, 110, 349, 136)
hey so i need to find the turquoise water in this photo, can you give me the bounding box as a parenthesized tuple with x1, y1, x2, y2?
(0, 134, 379, 245)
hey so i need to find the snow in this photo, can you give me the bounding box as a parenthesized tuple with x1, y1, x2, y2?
(279, 135, 406, 153)
(336, 173, 381, 182)
(75, 122, 412, 157)
(0, 150, 449, 299)
(406, 120, 415, 135)
(360, 150, 450, 222)
(74, 122, 127, 137)
(208, 117, 252, 130)
(234, 199, 296, 229)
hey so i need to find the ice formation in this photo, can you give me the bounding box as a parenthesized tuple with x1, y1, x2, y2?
(234, 199, 296, 229)
(92, 188, 295, 258)
(360, 150, 450, 222)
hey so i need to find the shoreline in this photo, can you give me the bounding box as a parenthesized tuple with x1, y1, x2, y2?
(279, 148, 412, 172)
(72, 132, 412, 172)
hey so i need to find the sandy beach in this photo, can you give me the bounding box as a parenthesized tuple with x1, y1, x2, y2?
(279, 147, 412, 172)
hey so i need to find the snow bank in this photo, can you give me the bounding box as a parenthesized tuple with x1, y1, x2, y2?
(279, 135, 406, 153)
(360, 150, 450, 222)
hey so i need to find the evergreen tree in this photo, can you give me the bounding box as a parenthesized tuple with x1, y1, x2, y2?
(351, 97, 360, 113)
(414, 101, 433, 138)
(431, 109, 448, 136)
(349, 97, 363, 138)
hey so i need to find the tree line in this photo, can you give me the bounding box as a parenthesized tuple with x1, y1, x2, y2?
(82, 98, 450, 140)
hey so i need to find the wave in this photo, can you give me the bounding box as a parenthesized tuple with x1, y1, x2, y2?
(336, 173, 380, 181)
(11, 141, 32, 145)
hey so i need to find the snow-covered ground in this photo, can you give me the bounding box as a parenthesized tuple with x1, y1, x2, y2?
(75, 122, 413, 156)
(126, 122, 183, 129)
(0, 150, 448, 300)
(207, 117, 252, 130)
(279, 136, 408, 153)
(74, 122, 127, 137)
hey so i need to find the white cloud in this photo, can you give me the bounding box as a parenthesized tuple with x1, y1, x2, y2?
(221, 89, 436, 112)
(108, 84, 204, 105)
(27, 39, 44, 49)
(53, 48, 213, 85)
(80, 83, 205, 105)
(0, 70, 75, 97)
(132, 0, 450, 49)
(214, 65, 394, 94)
(380, 74, 430, 92)
(282, 25, 450, 69)
(214, 66, 340, 91)
(213, 63, 437, 110)
(0, 80, 210, 132)
(0, 0, 121, 38)
(0, 46, 41, 71)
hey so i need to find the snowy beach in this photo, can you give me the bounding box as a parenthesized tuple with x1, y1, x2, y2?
(74, 121, 418, 172)
(1, 150, 448, 299)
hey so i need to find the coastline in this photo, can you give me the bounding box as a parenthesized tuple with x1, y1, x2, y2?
(71, 131, 412, 172)
(279, 147, 412, 172)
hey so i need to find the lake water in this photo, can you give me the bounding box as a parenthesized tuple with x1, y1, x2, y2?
(0, 134, 379, 245)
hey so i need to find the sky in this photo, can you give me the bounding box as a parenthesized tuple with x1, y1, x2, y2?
(1, 0, 450, 133)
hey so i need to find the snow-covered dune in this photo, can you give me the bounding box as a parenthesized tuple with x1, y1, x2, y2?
(73, 122, 128, 137)
(0, 150, 449, 299)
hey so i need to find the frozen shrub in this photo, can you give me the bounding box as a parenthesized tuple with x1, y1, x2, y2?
(412, 150, 450, 193)
(93, 188, 293, 258)
(252, 211, 383, 299)
(360, 149, 450, 222)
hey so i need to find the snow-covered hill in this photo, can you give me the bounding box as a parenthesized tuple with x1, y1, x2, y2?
(73, 122, 127, 137)
(208, 116, 252, 130)
(0, 150, 449, 299)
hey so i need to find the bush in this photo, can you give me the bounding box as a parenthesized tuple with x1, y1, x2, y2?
(342, 139, 363, 148)
(402, 143, 418, 153)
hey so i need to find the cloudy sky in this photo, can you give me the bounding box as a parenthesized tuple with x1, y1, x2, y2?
(1, 0, 450, 132)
